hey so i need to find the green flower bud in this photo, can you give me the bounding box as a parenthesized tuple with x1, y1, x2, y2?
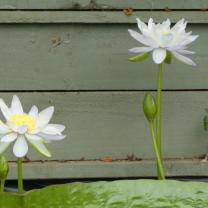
(0, 155, 9, 180)
(143, 94, 157, 122)
(204, 115, 208, 131)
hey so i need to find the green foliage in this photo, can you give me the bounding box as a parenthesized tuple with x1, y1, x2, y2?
(128, 52, 150, 62)
(0, 156, 9, 180)
(0, 180, 208, 208)
(143, 94, 157, 122)
(164, 51, 172, 64)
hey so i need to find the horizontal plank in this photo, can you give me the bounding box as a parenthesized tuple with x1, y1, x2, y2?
(0, 11, 207, 23)
(0, 22, 207, 90)
(7, 160, 208, 179)
(0, 0, 206, 10)
(1, 92, 208, 162)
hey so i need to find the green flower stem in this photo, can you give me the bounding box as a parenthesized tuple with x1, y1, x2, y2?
(17, 158, 23, 193)
(150, 121, 165, 180)
(0, 179, 5, 192)
(156, 63, 163, 179)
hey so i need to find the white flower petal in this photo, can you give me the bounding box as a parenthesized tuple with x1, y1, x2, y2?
(129, 47, 153, 53)
(41, 124, 65, 135)
(30, 128, 41, 135)
(177, 49, 196, 55)
(168, 45, 186, 51)
(0, 98, 12, 120)
(37, 106, 54, 128)
(7, 121, 18, 132)
(13, 135, 28, 158)
(25, 134, 42, 141)
(0, 120, 10, 134)
(161, 18, 171, 30)
(51, 124, 65, 132)
(28, 139, 51, 157)
(160, 33, 174, 47)
(172, 51, 196, 66)
(152, 48, 167, 64)
(128, 18, 197, 59)
(38, 133, 66, 141)
(17, 125, 28, 134)
(128, 29, 152, 46)
(0, 141, 10, 154)
(164, 18, 171, 27)
(29, 105, 38, 118)
(181, 35, 199, 46)
(1, 133, 17, 142)
(171, 18, 186, 33)
(148, 18, 154, 30)
(136, 17, 148, 32)
(11, 95, 23, 114)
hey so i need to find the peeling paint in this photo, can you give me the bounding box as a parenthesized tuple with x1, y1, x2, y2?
(201, 154, 208, 162)
(51, 36, 62, 47)
(51, 34, 70, 48)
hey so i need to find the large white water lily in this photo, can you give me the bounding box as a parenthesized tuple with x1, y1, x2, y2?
(0, 95, 66, 158)
(128, 18, 198, 65)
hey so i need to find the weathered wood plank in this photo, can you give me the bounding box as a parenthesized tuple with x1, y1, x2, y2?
(0, 0, 206, 10)
(0, 23, 206, 90)
(7, 160, 208, 179)
(0, 11, 206, 23)
(1, 92, 208, 162)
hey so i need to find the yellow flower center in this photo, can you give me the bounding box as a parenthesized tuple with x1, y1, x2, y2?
(8, 114, 37, 132)
(162, 29, 170, 36)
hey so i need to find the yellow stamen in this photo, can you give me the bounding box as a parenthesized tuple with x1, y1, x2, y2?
(8, 114, 37, 132)
(162, 29, 170, 36)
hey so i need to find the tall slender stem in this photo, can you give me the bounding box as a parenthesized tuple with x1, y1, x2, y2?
(0, 179, 5, 192)
(156, 63, 163, 179)
(150, 122, 165, 179)
(17, 158, 23, 193)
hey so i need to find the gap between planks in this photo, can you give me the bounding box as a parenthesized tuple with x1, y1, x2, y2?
(0, 89, 208, 93)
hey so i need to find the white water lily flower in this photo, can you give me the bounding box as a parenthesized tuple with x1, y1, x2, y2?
(128, 18, 198, 65)
(0, 95, 66, 158)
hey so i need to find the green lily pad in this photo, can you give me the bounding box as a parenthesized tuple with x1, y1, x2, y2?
(0, 180, 208, 208)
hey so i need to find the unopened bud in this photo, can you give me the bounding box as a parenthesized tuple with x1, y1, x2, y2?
(143, 94, 157, 122)
(0, 155, 9, 180)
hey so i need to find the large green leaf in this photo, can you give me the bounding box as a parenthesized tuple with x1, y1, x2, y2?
(0, 180, 208, 208)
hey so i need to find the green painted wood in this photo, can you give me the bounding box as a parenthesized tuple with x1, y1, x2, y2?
(0, 11, 206, 23)
(0, 0, 206, 10)
(0, 92, 207, 162)
(0, 23, 206, 90)
(6, 159, 208, 179)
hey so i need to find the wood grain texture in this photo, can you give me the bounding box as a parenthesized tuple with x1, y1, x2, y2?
(0, 0, 206, 10)
(0, 11, 206, 23)
(1, 92, 207, 162)
(0, 23, 206, 90)
(7, 160, 208, 179)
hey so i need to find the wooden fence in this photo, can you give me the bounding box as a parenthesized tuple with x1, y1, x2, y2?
(0, 0, 207, 179)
